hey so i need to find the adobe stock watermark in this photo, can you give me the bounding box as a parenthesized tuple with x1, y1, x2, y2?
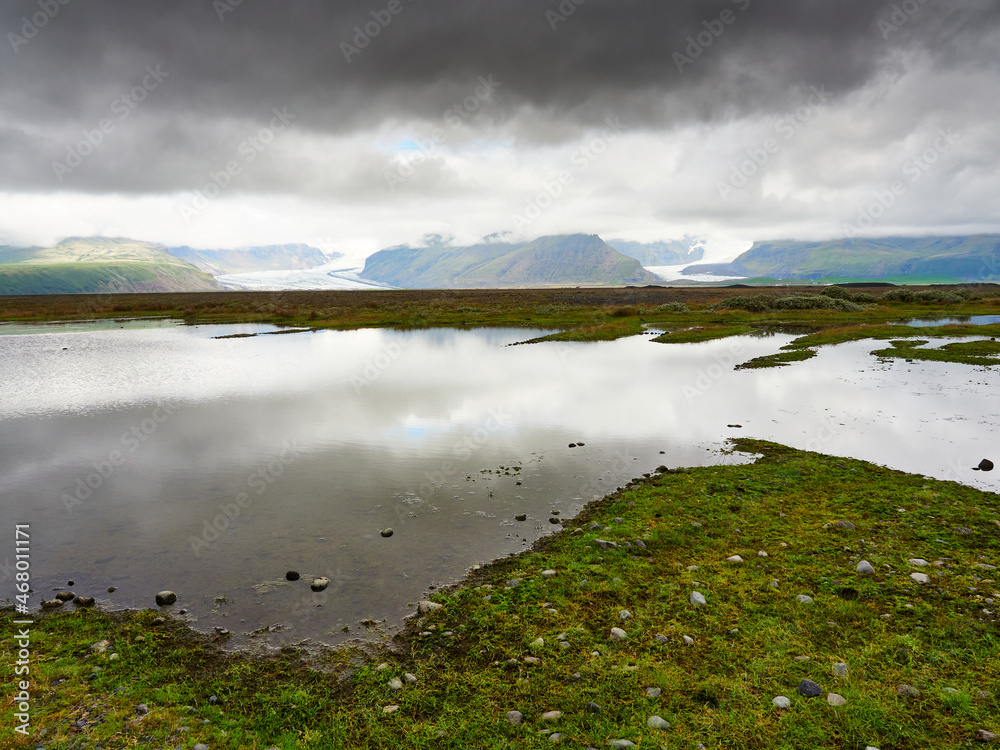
(546, 0, 587, 31)
(351, 334, 413, 393)
(510, 116, 627, 232)
(213, 0, 245, 21)
(178, 107, 296, 222)
(51, 64, 169, 183)
(61, 401, 177, 515)
(877, 0, 929, 41)
(340, 0, 416, 63)
(682, 339, 746, 404)
(673, 0, 751, 73)
(384, 75, 502, 191)
(413, 408, 512, 501)
(717, 85, 828, 201)
(188, 440, 304, 556)
(8, 0, 72, 53)
(842, 127, 959, 237)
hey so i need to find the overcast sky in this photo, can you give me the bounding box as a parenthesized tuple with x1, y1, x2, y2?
(1, 0, 999, 259)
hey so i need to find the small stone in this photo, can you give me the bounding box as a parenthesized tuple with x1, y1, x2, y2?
(310, 578, 329, 592)
(506, 710, 523, 726)
(976, 729, 997, 742)
(834, 520, 856, 530)
(726, 555, 744, 564)
(107, 586, 117, 593)
(90, 640, 111, 653)
(832, 662, 849, 678)
(586, 701, 602, 713)
(610, 627, 627, 641)
(507, 578, 520, 588)
(977, 459, 994, 472)
(608, 741, 636, 749)
(549, 517, 561, 525)
(135, 703, 149, 716)
(827, 693, 847, 706)
(383, 704, 399, 714)
(618, 609, 632, 621)
(758, 551, 768, 557)
(542, 569, 557, 578)
(55, 591, 75, 602)
(155, 590, 177, 606)
(73, 596, 95, 607)
(634, 539, 647, 550)
(193, 745, 208, 750)
(772, 696, 791, 709)
(646, 715, 671, 729)
(208, 695, 219, 705)
(798, 679, 822, 697)
(285, 571, 300, 581)
(549, 733, 563, 743)
(796, 594, 815, 605)
(594, 539, 617, 550)
(795, 655, 811, 662)
(417, 600, 443, 613)
(682, 635, 695, 645)
(690, 591, 706, 606)
(515, 514, 527, 521)
(908, 558, 929, 567)
(653, 634, 669, 644)
(769, 579, 780, 588)
(897, 684, 920, 698)
(645, 687, 661, 698)
(530, 637, 545, 648)
(381, 528, 394, 538)
(541, 710, 562, 721)
(404, 673, 417, 684)
(910, 572, 930, 584)
(388, 677, 403, 690)
(856, 560, 876, 576)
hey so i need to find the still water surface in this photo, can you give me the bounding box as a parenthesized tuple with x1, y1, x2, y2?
(0, 323, 997, 650)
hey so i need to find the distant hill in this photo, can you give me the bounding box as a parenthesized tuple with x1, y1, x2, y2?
(165, 244, 338, 275)
(360, 234, 662, 288)
(0, 237, 220, 295)
(682, 235, 1000, 282)
(606, 238, 705, 266)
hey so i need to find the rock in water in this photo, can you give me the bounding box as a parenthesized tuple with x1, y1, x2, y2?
(310, 577, 330, 592)
(285, 571, 300, 581)
(381, 528, 394, 538)
(74, 596, 96, 607)
(977, 459, 994, 471)
(515, 514, 527, 521)
(155, 591, 177, 606)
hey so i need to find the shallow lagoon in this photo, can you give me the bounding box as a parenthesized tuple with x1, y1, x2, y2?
(0, 323, 997, 650)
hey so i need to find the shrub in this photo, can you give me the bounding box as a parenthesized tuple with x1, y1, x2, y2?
(820, 286, 852, 300)
(657, 302, 691, 314)
(706, 295, 774, 313)
(881, 289, 915, 302)
(772, 295, 864, 312)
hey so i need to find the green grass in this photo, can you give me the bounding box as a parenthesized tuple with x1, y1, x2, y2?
(4, 440, 999, 749)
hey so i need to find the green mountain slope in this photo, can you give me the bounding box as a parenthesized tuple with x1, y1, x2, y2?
(165, 244, 338, 275)
(360, 234, 661, 288)
(0, 237, 220, 294)
(682, 235, 1000, 281)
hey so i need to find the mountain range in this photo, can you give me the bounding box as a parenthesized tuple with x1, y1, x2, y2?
(682, 235, 1000, 282)
(359, 234, 661, 288)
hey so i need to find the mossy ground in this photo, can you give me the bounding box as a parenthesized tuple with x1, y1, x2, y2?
(4, 440, 999, 749)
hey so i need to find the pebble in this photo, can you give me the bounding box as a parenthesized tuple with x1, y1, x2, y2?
(772, 696, 791, 709)
(796, 595, 815, 605)
(769, 579, 780, 588)
(798, 679, 822, 697)
(193, 745, 209, 750)
(646, 716, 671, 729)
(524, 656, 540, 665)
(383, 705, 399, 714)
(976, 729, 997, 742)
(549, 733, 563, 743)
(417, 600, 443, 613)
(856, 560, 876, 576)
(910, 572, 930, 584)
(506, 710, 523, 726)
(380, 528, 394, 538)
(834, 520, 856, 530)
(531, 637, 545, 648)
(155, 591, 177, 606)
(726, 555, 744, 564)
(594, 539, 618, 550)
(897, 684, 920, 698)
(653, 634, 669, 644)
(608, 742, 636, 749)
(618, 610, 632, 621)
(827, 693, 847, 706)
(548, 517, 561, 525)
(515, 514, 527, 521)
(541, 710, 562, 721)
(55, 591, 75, 602)
(542, 569, 557, 578)
(388, 678, 403, 690)
(758, 551, 768, 557)
(90, 640, 111, 653)
(73, 596, 95, 607)
(285, 571, 300, 581)
(908, 558, 929, 567)
(832, 662, 849, 678)
(682, 635, 695, 645)
(610, 627, 627, 641)
(586, 701, 602, 713)
(310, 578, 330, 592)
(135, 703, 149, 716)
(645, 687, 662, 698)
(690, 591, 706, 606)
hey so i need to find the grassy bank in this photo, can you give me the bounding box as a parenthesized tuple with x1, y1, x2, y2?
(4, 440, 999, 749)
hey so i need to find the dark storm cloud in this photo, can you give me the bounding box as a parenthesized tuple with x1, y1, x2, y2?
(0, 0, 997, 193)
